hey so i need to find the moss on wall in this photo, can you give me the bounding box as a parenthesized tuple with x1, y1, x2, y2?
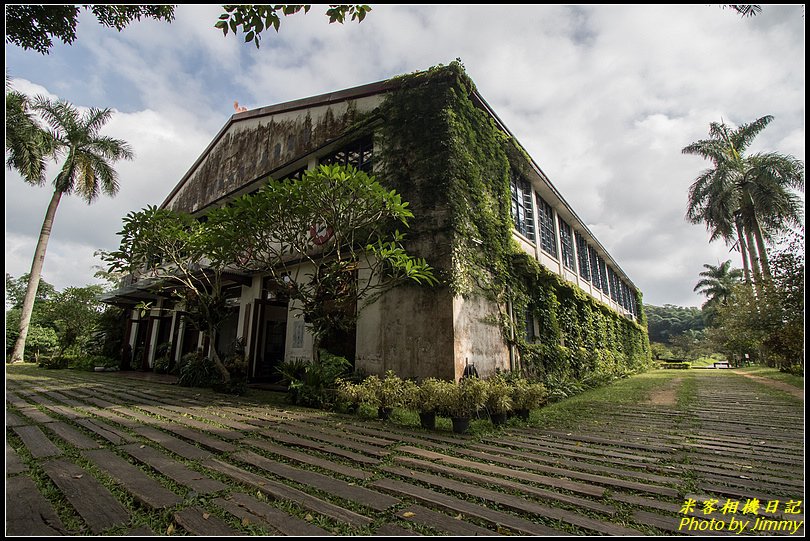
(377, 61, 652, 381)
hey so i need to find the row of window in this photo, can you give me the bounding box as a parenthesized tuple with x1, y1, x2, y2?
(509, 174, 639, 318)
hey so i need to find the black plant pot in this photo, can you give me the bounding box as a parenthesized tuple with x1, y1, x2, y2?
(451, 416, 471, 434)
(490, 412, 507, 426)
(378, 406, 393, 420)
(515, 408, 530, 421)
(419, 411, 436, 430)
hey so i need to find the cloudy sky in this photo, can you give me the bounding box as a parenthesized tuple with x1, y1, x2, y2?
(5, 5, 805, 308)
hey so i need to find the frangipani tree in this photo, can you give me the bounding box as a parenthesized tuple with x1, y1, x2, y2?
(104, 206, 236, 382)
(106, 164, 435, 380)
(207, 164, 436, 360)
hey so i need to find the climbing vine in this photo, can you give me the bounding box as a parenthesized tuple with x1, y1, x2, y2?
(375, 61, 651, 382)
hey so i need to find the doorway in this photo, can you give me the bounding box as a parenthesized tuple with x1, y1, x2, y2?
(250, 299, 289, 382)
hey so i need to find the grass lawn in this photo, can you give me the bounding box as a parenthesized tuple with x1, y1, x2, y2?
(528, 369, 692, 430)
(735, 365, 804, 389)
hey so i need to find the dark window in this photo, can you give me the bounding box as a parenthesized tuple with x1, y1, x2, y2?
(588, 246, 601, 291)
(575, 232, 591, 282)
(597, 255, 609, 294)
(510, 175, 535, 240)
(558, 217, 576, 271)
(321, 136, 373, 173)
(525, 306, 536, 341)
(608, 267, 619, 302)
(621, 281, 630, 310)
(536, 194, 557, 257)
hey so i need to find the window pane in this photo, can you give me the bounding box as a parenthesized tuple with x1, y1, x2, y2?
(537, 194, 557, 257)
(558, 217, 575, 271)
(509, 175, 535, 240)
(576, 232, 591, 282)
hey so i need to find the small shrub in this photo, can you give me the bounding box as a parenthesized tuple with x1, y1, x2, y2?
(659, 362, 690, 370)
(178, 351, 217, 388)
(276, 351, 352, 408)
(38, 356, 69, 369)
(437, 377, 488, 419)
(153, 342, 173, 374)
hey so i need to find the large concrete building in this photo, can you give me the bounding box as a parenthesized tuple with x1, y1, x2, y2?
(105, 63, 648, 383)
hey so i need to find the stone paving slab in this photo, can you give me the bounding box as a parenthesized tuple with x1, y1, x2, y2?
(41, 459, 131, 534)
(7, 443, 29, 475)
(214, 492, 331, 536)
(122, 443, 228, 495)
(203, 458, 374, 527)
(45, 421, 104, 449)
(13, 425, 64, 458)
(84, 448, 183, 510)
(173, 507, 244, 536)
(5, 475, 66, 536)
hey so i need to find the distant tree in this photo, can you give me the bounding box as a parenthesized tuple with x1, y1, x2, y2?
(47, 285, 106, 358)
(712, 229, 804, 369)
(645, 304, 705, 345)
(693, 260, 743, 324)
(8, 97, 133, 363)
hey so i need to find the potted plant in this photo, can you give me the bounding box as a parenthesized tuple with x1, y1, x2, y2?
(405, 378, 447, 430)
(359, 371, 406, 420)
(335, 378, 363, 414)
(438, 377, 488, 434)
(511, 379, 547, 421)
(485, 377, 513, 426)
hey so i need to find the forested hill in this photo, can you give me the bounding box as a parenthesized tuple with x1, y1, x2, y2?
(645, 304, 705, 344)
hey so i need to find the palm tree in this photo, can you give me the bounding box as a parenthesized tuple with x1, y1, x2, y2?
(694, 260, 743, 318)
(5, 88, 54, 184)
(8, 96, 133, 362)
(684, 116, 804, 291)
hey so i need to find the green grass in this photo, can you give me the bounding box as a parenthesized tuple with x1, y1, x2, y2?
(529, 370, 688, 430)
(734, 365, 804, 389)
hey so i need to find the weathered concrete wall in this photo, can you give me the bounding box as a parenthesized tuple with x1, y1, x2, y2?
(452, 294, 510, 380)
(356, 283, 456, 381)
(166, 96, 383, 213)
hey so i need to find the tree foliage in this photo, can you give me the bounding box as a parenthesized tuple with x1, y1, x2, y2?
(711, 229, 804, 370)
(6, 4, 371, 54)
(693, 259, 743, 324)
(684, 115, 804, 291)
(215, 4, 371, 48)
(645, 304, 705, 345)
(7, 94, 133, 363)
(105, 164, 435, 375)
(5, 5, 176, 54)
(206, 163, 435, 356)
(5, 274, 108, 363)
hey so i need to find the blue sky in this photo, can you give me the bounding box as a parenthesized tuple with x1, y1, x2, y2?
(5, 5, 805, 307)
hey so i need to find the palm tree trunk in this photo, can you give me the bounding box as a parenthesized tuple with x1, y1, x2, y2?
(735, 219, 752, 287)
(10, 188, 64, 363)
(744, 226, 762, 296)
(751, 221, 772, 284)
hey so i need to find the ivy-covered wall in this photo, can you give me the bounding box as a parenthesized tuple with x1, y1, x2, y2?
(377, 61, 652, 381)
